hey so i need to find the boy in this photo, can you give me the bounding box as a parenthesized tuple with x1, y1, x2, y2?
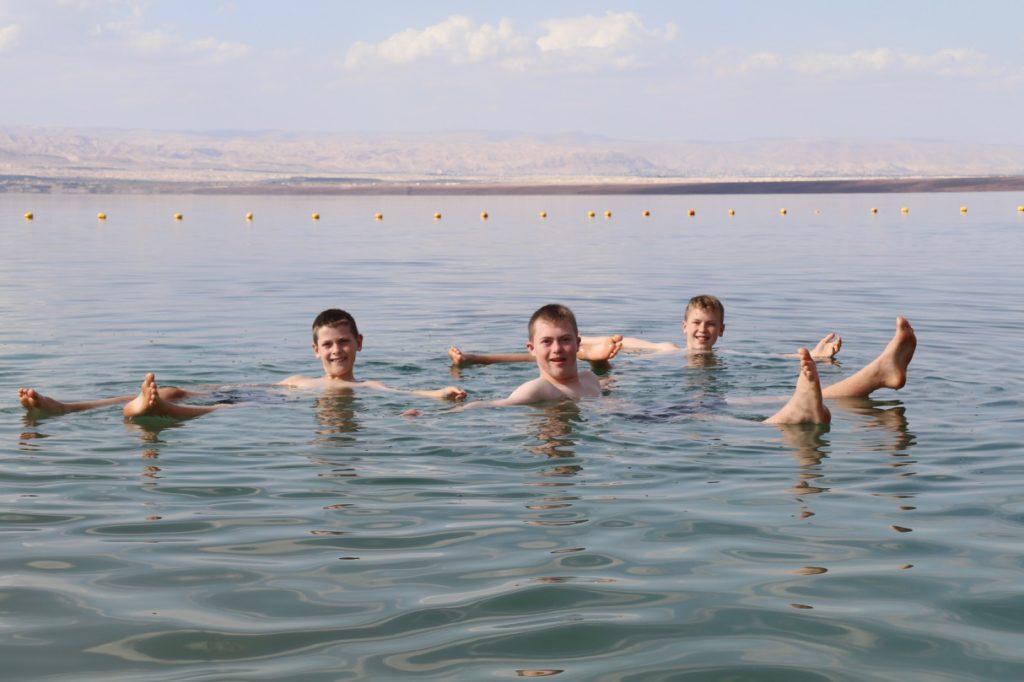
(18, 309, 466, 420)
(444, 303, 835, 424)
(448, 294, 842, 364)
(453, 304, 603, 410)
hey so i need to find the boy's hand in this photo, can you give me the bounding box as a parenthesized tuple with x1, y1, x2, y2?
(441, 386, 467, 401)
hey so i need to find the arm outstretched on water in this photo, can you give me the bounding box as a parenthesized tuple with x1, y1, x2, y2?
(448, 335, 623, 368)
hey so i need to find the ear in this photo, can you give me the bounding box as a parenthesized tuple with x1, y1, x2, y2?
(312, 341, 320, 356)
(356, 335, 364, 351)
(526, 340, 535, 353)
(719, 324, 725, 337)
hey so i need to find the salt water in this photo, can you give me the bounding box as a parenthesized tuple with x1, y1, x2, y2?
(1, 192, 1023, 680)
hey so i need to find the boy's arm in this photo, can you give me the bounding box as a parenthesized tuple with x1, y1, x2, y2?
(450, 335, 625, 369)
(449, 378, 555, 412)
(362, 380, 467, 402)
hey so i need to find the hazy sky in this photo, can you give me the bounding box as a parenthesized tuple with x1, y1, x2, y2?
(2, 1, 1023, 143)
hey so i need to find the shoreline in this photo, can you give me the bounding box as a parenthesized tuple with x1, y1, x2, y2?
(4, 174, 1024, 195)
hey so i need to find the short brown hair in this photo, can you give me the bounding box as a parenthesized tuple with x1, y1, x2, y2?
(684, 295, 724, 324)
(312, 309, 359, 343)
(528, 303, 579, 340)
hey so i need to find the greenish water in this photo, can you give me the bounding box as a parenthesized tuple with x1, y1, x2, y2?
(2, 192, 1023, 681)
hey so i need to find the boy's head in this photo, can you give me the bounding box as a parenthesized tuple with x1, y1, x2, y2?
(311, 309, 363, 380)
(681, 294, 725, 351)
(528, 303, 579, 341)
(527, 304, 581, 383)
(312, 308, 360, 343)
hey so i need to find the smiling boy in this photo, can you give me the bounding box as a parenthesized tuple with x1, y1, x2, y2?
(18, 308, 466, 420)
(453, 304, 601, 410)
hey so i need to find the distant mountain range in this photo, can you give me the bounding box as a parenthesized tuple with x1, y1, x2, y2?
(3, 126, 1024, 193)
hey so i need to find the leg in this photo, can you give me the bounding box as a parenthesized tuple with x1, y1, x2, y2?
(19, 384, 198, 414)
(822, 317, 916, 399)
(765, 348, 832, 425)
(123, 373, 222, 420)
(448, 346, 532, 365)
(19, 388, 130, 414)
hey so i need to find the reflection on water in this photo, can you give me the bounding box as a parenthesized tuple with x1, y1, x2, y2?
(313, 388, 361, 448)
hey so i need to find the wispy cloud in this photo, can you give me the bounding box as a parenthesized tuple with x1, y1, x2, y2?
(0, 23, 20, 51)
(705, 46, 1008, 80)
(89, 3, 250, 63)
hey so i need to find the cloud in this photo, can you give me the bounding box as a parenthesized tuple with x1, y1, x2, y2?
(345, 15, 527, 68)
(0, 23, 20, 51)
(89, 3, 250, 63)
(344, 12, 676, 71)
(536, 11, 677, 53)
(705, 46, 1005, 80)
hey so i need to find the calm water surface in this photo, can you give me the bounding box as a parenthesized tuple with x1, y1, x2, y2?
(2, 193, 1023, 680)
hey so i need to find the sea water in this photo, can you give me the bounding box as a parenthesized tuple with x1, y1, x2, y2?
(1, 192, 1023, 680)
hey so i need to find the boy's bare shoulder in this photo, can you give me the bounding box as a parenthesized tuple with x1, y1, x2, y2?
(278, 374, 323, 388)
(579, 370, 602, 396)
(506, 377, 566, 404)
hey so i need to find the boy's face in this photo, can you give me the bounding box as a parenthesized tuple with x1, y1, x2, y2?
(682, 306, 724, 351)
(527, 318, 580, 383)
(313, 323, 363, 380)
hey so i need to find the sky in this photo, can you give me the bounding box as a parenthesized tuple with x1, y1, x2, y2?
(2, 0, 1023, 143)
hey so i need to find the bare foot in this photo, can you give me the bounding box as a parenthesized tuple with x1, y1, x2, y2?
(874, 316, 916, 390)
(18, 388, 70, 414)
(822, 317, 916, 399)
(810, 332, 842, 360)
(578, 334, 623, 362)
(123, 373, 161, 418)
(123, 373, 219, 420)
(448, 346, 467, 366)
(766, 349, 832, 425)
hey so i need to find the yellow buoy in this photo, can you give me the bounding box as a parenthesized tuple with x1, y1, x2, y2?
(311, 212, 320, 221)
(728, 208, 735, 216)
(480, 211, 488, 220)
(960, 206, 968, 213)
(604, 210, 612, 218)
(642, 209, 650, 217)
(688, 209, 696, 217)
(901, 207, 909, 214)
(96, 212, 107, 220)
(374, 212, 383, 221)
(174, 213, 183, 221)
(433, 212, 442, 220)
(245, 212, 253, 221)
(587, 210, 595, 218)
(24, 211, 33, 220)
(539, 211, 547, 219)
(870, 207, 878, 214)
(780, 208, 788, 215)
(1017, 205, 1024, 212)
